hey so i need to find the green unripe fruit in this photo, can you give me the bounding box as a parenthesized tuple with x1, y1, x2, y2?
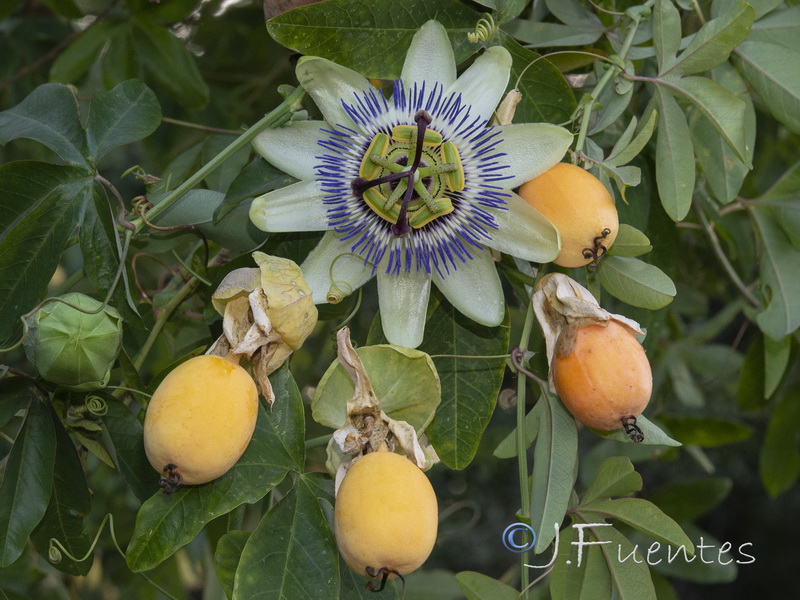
(23, 293, 123, 392)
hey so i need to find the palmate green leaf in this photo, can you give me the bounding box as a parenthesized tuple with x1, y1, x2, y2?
(420, 302, 509, 470)
(760, 384, 800, 497)
(734, 41, 800, 134)
(654, 89, 694, 221)
(589, 415, 681, 447)
(232, 473, 339, 600)
(0, 84, 88, 166)
(30, 405, 92, 576)
(495, 32, 576, 125)
(607, 224, 652, 258)
(0, 393, 56, 568)
(750, 208, 800, 339)
(215, 530, 251, 600)
(531, 393, 578, 553)
(653, 0, 682, 73)
(596, 525, 657, 600)
(267, 0, 481, 80)
(648, 478, 732, 523)
(692, 63, 756, 204)
(597, 256, 676, 309)
(126, 368, 305, 572)
(102, 397, 159, 502)
(0, 162, 93, 342)
(747, 5, 800, 51)
(579, 498, 694, 553)
(665, 75, 748, 163)
(153, 189, 269, 252)
(658, 415, 752, 447)
(666, 0, 754, 77)
(455, 571, 518, 600)
(133, 18, 209, 110)
(312, 345, 441, 432)
(86, 79, 161, 161)
(581, 457, 642, 505)
(550, 523, 612, 600)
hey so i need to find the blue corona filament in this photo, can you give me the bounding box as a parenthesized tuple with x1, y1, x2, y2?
(314, 80, 512, 278)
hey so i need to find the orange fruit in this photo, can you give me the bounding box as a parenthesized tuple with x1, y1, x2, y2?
(552, 320, 651, 435)
(518, 163, 618, 268)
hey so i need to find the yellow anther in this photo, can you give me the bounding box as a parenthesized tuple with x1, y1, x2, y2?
(409, 199, 455, 228)
(441, 142, 465, 191)
(391, 125, 443, 146)
(359, 133, 390, 179)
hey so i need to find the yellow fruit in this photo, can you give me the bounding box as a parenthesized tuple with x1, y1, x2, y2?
(552, 320, 651, 434)
(334, 451, 438, 581)
(143, 355, 258, 486)
(518, 163, 618, 268)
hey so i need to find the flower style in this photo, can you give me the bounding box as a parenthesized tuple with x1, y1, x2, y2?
(250, 20, 572, 348)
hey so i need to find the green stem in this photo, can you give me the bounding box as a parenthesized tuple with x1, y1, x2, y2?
(574, 13, 642, 155)
(304, 434, 332, 450)
(695, 204, 761, 309)
(132, 277, 201, 372)
(133, 86, 306, 230)
(515, 297, 538, 598)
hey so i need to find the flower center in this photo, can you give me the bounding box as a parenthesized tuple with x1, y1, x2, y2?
(351, 110, 465, 236)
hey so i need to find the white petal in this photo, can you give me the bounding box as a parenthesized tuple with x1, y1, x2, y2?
(445, 46, 511, 124)
(253, 120, 329, 181)
(487, 191, 561, 263)
(296, 57, 374, 128)
(401, 20, 456, 92)
(301, 231, 375, 304)
(249, 180, 330, 232)
(432, 248, 504, 327)
(377, 265, 431, 349)
(493, 123, 573, 188)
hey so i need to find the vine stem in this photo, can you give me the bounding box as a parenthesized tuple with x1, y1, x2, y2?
(695, 203, 762, 309)
(132, 277, 201, 372)
(573, 9, 644, 155)
(513, 294, 538, 598)
(132, 86, 306, 230)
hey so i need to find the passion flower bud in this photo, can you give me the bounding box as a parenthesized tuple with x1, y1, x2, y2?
(24, 293, 123, 392)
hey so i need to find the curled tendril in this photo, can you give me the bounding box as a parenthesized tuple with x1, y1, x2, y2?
(74, 395, 109, 417)
(49, 513, 179, 600)
(467, 14, 497, 43)
(326, 252, 376, 304)
(327, 281, 354, 304)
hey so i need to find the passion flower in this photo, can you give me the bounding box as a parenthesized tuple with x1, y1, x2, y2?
(249, 20, 572, 348)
